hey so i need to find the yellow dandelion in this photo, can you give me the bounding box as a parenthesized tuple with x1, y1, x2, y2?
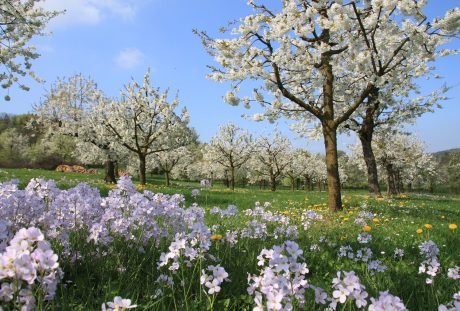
(372, 218, 380, 223)
(211, 234, 222, 241)
(363, 225, 372, 232)
(416, 228, 423, 234)
(449, 224, 457, 230)
(282, 210, 289, 215)
(424, 224, 433, 229)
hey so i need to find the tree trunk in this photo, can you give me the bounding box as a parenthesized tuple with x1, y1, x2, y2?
(139, 153, 146, 185)
(165, 171, 170, 187)
(104, 159, 117, 183)
(428, 178, 434, 193)
(322, 124, 343, 211)
(396, 170, 403, 194)
(230, 166, 235, 191)
(270, 175, 276, 192)
(320, 34, 342, 211)
(358, 131, 382, 198)
(223, 170, 229, 188)
(114, 161, 120, 178)
(385, 163, 397, 196)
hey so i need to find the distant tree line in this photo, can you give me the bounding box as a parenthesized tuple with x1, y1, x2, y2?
(1, 112, 459, 193)
(0, 113, 77, 168)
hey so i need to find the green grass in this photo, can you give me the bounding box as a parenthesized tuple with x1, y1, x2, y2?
(0, 168, 459, 310)
(0, 167, 365, 207)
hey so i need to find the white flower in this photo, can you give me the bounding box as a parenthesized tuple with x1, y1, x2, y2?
(205, 279, 221, 295)
(266, 292, 283, 310)
(102, 296, 137, 310)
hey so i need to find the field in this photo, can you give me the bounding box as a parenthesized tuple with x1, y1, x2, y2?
(0, 168, 459, 310)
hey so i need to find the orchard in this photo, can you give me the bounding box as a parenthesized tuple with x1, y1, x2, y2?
(0, 0, 459, 310)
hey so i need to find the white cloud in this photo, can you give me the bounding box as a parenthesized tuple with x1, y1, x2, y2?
(41, 0, 137, 28)
(115, 48, 144, 69)
(97, 0, 136, 20)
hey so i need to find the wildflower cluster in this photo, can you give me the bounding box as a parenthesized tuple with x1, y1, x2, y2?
(248, 241, 309, 310)
(330, 271, 368, 309)
(338, 245, 374, 264)
(0, 227, 62, 310)
(438, 292, 460, 311)
(418, 240, 441, 284)
(200, 264, 229, 295)
(210, 204, 238, 218)
(157, 224, 211, 272)
(368, 291, 408, 311)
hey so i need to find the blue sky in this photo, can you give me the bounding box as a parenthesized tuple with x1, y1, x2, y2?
(2, 0, 459, 153)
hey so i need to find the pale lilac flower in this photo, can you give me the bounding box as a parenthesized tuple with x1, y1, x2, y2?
(368, 291, 407, 311)
(314, 287, 327, 304)
(357, 232, 372, 244)
(201, 265, 228, 295)
(102, 296, 137, 310)
(368, 260, 387, 275)
(447, 267, 460, 280)
(394, 248, 404, 258)
(200, 179, 211, 188)
(191, 189, 201, 198)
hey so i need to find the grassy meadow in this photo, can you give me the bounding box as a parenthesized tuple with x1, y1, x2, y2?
(0, 168, 459, 310)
